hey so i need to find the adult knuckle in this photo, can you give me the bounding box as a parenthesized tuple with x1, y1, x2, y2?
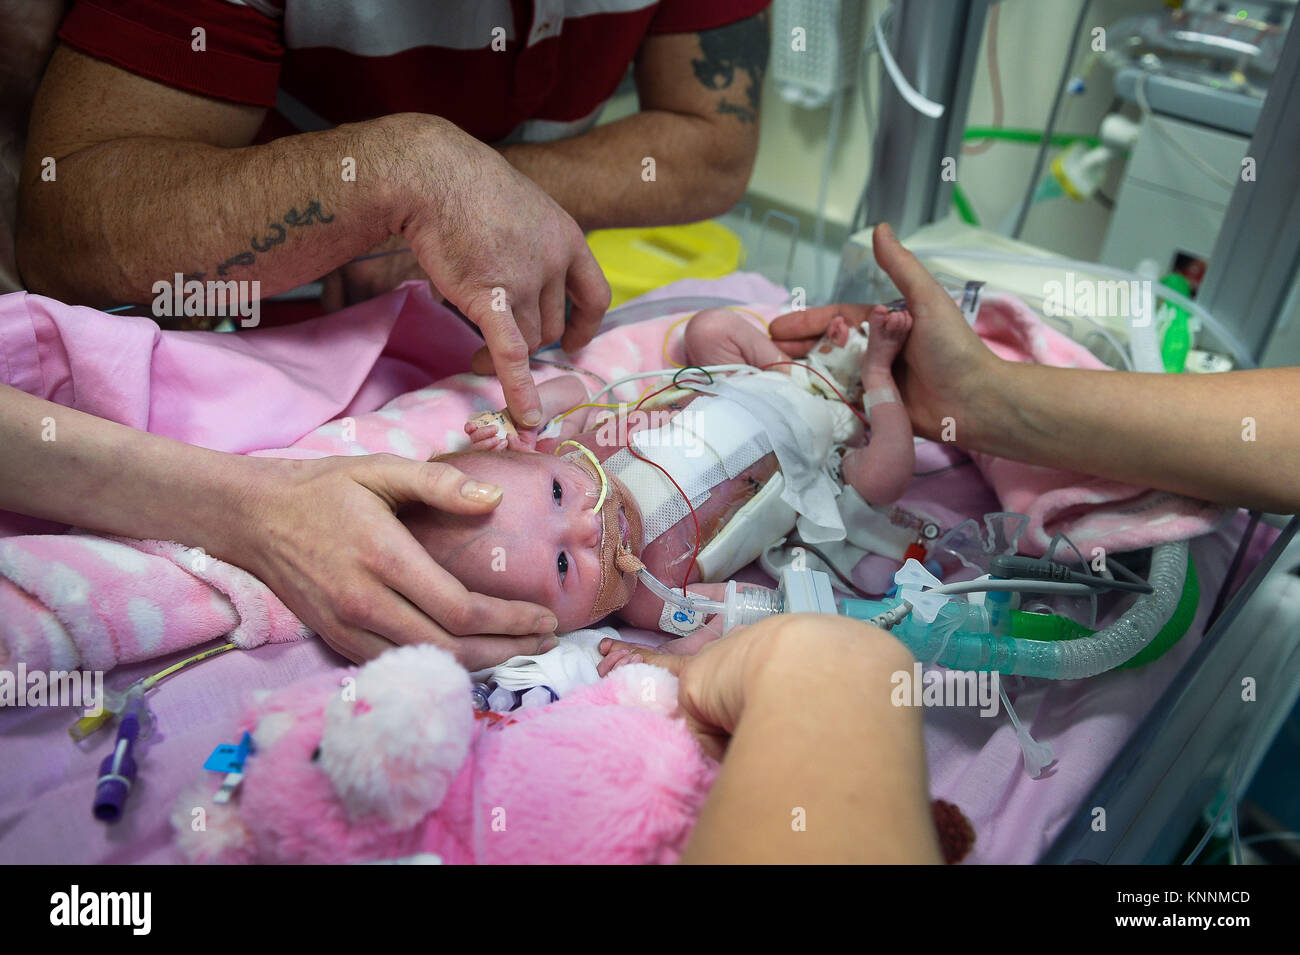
(496, 338, 529, 364)
(334, 587, 370, 626)
(441, 601, 477, 635)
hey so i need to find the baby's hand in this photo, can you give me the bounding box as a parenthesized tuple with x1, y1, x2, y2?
(465, 410, 518, 452)
(465, 417, 509, 452)
(465, 410, 544, 453)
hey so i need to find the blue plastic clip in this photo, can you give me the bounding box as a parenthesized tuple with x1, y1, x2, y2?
(204, 731, 255, 774)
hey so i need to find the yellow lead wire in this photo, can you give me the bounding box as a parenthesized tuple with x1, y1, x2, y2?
(556, 440, 609, 513)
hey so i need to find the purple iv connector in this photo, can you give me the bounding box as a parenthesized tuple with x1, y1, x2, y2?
(93, 695, 145, 823)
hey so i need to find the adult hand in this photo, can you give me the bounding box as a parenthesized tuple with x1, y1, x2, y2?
(226, 454, 559, 669)
(399, 118, 611, 429)
(769, 223, 1005, 441)
(597, 616, 814, 761)
(608, 615, 939, 866)
(320, 236, 437, 312)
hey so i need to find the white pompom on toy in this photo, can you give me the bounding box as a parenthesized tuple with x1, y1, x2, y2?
(603, 662, 680, 718)
(320, 644, 473, 829)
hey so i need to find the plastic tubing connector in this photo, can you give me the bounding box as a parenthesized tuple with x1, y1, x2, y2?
(637, 568, 785, 634)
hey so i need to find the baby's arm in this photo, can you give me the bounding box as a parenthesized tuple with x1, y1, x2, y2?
(465, 374, 591, 451)
(840, 310, 915, 505)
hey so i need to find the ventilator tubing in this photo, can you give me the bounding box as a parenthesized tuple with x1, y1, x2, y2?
(844, 539, 1188, 678)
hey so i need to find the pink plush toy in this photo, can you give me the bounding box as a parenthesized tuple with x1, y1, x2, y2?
(171, 645, 718, 864)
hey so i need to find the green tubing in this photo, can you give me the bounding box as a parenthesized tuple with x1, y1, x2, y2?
(951, 127, 1104, 226)
(951, 182, 980, 226)
(962, 126, 1103, 149)
(1118, 556, 1199, 669)
(1010, 608, 1093, 642)
(1003, 555, 1200, 669)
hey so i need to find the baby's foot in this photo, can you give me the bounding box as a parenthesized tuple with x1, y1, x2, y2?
(863, 306, 912, 377)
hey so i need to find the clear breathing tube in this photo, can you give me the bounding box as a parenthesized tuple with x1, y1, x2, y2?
(636, 568, 784, 635)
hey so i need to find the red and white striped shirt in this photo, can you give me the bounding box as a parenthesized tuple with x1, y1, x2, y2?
(58, 0, 770, 145)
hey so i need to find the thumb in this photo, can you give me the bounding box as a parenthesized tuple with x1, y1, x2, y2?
(872, 223, 951, 315)
(364, 456, 506, 514)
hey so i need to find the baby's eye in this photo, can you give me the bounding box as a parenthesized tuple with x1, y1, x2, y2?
(557, 552, 569, 583)
(552, 479, 563, 503)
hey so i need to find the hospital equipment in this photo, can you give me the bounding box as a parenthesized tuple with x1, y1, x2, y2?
(827, 0, 1300, 862)
(770, 0, 863, 109)
(92, 693, 147, 824)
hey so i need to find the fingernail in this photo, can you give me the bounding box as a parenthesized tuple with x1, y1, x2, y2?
(521, 410, 542, 428)
(536, 613, 558, 632)
(880, 222, 894, 239)
(460, 479, 502, 503)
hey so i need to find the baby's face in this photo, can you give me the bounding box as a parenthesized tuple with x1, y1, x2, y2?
(405, 451, 627, 632)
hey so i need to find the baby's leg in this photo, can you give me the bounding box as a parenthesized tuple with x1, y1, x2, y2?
(840, 308, 915, 506)
(683, 308, 787, 369)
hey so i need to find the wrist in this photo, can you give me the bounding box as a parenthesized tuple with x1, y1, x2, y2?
(959, 356, 1032, 456)
(183, 453, 284, 564)
(373, 112, 470, 238)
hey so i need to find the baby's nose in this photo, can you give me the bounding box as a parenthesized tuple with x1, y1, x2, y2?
(570, 507, 601, 549)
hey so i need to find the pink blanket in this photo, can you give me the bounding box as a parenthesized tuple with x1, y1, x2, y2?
(0, 282, 1225, 673)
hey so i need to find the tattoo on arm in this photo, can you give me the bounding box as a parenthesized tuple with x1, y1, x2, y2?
(214, 200, 336, 277)
(691, 10, 770, 124)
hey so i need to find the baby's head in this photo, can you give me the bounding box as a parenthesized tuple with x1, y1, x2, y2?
(402, 447, 643, 633)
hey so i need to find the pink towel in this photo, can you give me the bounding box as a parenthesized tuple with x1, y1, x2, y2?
(967, 293, 1228, 556)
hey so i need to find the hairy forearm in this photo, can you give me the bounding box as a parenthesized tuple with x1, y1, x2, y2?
(0, 383, 262, 554)
(498, 111, 752, 231)
(976, 363, 1300, 514)
(18, 112, 439, 305)
(682, 623, 941, 864)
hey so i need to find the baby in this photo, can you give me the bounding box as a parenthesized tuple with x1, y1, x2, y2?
(400, 306, 914, 644)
